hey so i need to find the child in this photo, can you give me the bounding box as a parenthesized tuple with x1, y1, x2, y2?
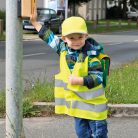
(30, 8, 109, 138)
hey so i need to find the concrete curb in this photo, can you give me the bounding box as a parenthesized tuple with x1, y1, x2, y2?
(33, 102, 138, 117)
(108, 104, 138, 117)
(23, 35, 40, 41)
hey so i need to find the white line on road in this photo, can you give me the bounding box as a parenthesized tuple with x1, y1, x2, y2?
(107, 42, 123, 46)
(23, 39, 40, 41)
(24, 53, 46, 57)
(134, 40, 138, 42)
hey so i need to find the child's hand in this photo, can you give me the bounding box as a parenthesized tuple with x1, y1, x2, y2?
(69, 75, 84, 85)
(29, 5, 42, 32)
(30, 5, 37, 24)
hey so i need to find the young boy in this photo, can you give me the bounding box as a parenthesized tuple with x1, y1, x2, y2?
(30, 8, 109, 138)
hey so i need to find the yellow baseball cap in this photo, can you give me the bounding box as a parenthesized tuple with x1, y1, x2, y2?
(61, 16, 88, 36)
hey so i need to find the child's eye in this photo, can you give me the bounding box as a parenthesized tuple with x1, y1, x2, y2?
(70, 37, 74, 40)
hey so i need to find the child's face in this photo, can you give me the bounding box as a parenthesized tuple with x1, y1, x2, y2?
(62, 33, 87, 50)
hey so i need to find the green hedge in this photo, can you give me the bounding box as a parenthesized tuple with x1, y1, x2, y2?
(0, 10, 5, 30)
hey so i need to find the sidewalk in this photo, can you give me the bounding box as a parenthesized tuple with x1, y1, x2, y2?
(1, 116, 138, 138)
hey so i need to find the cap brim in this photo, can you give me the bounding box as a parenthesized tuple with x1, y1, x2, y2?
(62, 31, 88, 36)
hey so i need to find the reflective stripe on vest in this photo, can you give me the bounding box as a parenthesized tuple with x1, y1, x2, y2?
(55, 98, 107, 112)
(55, 79, 104, 99)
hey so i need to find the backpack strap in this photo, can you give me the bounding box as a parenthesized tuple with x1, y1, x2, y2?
(98, 53, 110, 87)
(98, 53, 110, 75)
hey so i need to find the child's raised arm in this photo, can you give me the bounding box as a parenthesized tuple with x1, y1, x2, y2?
(30, 5, 42, 32)
(30, 6, 63, 55)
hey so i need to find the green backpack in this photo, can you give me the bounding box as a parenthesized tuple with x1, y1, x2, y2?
(86, 39, 110, 88)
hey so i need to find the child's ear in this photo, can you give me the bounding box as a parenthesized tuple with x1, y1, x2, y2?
(61, 36, 65, 40)
(85, 34, 88, 38)
(61, 36, 66, 42)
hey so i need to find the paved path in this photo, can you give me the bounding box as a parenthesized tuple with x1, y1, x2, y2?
(0, 116, 138, 138)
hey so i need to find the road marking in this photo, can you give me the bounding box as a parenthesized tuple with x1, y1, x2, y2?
(24, 53, 46, 57)
(107, 42, 123, 46)
(134, 40, 138, 42)
(23, 39, 40, 41)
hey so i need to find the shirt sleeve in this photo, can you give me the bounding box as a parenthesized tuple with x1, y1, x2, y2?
(38, 25, 64, 55)
(83, 58, 103, 89)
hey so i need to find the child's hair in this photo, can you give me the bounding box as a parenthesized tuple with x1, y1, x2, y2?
(62, 16, 88, 36)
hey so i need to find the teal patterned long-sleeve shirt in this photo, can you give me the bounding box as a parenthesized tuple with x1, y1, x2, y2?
(38, 26, 103, 89)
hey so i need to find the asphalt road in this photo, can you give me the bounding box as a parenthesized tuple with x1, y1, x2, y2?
(0, 116, 138, 138)
(0, 30, 138, 90)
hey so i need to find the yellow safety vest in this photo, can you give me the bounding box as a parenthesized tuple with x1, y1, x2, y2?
(55, 51, 108, 120)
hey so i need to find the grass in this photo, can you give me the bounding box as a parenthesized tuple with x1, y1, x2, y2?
(0, 34, 5, 41)
(24, 79, 54, 102)
(94, 19, 137, 25)
(106, 60, 138, 104)
(0, 60, 138, 117)
(23, 79, 54, 117)
(0, 91, 5, 117)
(86, 19, 138, 33)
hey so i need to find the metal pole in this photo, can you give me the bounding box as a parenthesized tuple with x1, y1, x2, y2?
(6, 0, 24, 138)
(65, 0, 68, 18)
